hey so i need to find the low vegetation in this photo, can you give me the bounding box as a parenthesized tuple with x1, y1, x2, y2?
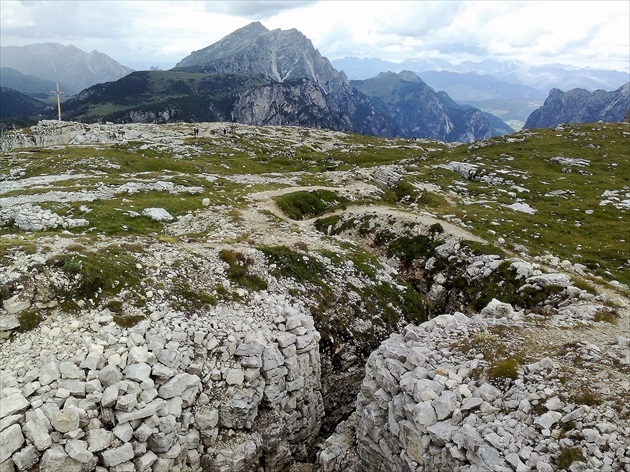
(556, 447, 585, 470)
(274, 189, 349, 220)
(219, 249, 268, 291)
(49, 246, 143, 301)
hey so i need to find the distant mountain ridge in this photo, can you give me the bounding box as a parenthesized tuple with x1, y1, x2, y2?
(332, 56, 630, 92)
(54, 23, 510, 142)
(0, 87, 48, 122)
(0, 43, 133, 94)
(352, 71, 513, 142)
(64, 70, 400, 138)
(0, 68, 58, 96)
(524, 83, 630, 129)
(333, 57, 629, 130)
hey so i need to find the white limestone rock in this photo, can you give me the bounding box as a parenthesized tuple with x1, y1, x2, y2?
(141, 207, 173, 222)
(12, 444, 40, 471)
(86, 428, 114, 453)
(0, 392, 29, 419)
(50, 408, 80, 433)
(0, 423, 24, 463)
(22, 418, 52, 452)
(158, 373, 200, 399)
(99, 442, 134, 467)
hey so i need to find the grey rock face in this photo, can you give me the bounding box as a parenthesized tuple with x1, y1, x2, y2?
(0, 289, 326, 470)
(175, 22, 343, 94)
(0, 423, 24, 463)
(99, 442, 134, 467)
(525, 83, 630, 128)
(319, 304, 630, 472)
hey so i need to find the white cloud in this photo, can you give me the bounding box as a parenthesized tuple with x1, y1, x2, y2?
(1, 0, 628, 72)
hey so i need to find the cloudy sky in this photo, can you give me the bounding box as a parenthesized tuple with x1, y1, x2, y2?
(1, 0, 628, 72)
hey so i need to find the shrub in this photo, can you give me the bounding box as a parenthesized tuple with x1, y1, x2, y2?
(173, 281, 218, 311)
(387, 235, 439, 268)
(54, 247, 142, 300)
(17, 310, 41, 331)
(593, 310, 618, 324)
(113, 315, 145, 328)
(489, 358, 519, 381)
(104, 300, 124, 314)
(556, 447, 585, 470)
(573, 389, 601, 406)
(259, 245, 327, 285)
(313, 215, 342, 234)
(393, 180, 421, 203)
(219, 249, 267, 291)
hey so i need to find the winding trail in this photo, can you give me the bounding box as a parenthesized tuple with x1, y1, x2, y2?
(244, 185, 486, 243)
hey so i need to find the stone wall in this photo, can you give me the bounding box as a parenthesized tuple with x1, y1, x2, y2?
(318, 307, 630, 471)
(0, 300, 323, 471)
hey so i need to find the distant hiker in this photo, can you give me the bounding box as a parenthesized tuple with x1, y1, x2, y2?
(223, 128, 227, 135)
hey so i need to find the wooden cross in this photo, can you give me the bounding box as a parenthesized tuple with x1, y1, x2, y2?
(51, 83, 65, 121)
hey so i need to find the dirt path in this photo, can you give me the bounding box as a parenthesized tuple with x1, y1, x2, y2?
(244, 185, 486, 243)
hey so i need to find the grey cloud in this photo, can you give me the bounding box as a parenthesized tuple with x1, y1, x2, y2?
(3, 1, 129, 41)
(203, 1, 317, 20)
(377, 2, 465, 38)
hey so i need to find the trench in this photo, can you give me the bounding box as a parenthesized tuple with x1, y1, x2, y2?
(287, 208, 575, 465)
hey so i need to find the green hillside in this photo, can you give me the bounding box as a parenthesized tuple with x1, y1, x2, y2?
(1, 122, 628, 287)
(63, 70, 269, 121)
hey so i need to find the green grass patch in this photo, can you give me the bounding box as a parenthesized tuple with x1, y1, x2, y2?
(461, 261, 566, 311)
(274, 189, 349, 220)
(51, 246, 143, 300)
(259, 245, 328, 285)
(172, 281, 218, 311)
(113, 315, 145, 328)
(489, 357, 519, 384)
(387, 234, 443, 268)
(17, 310, 42, 331)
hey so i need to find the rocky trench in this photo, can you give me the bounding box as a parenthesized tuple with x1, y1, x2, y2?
(2, 209, 627, 472)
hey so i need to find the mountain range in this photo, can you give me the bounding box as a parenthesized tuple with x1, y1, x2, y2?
(4, 23, 511, 142)
(332, 57, 629, 129)
(0, 43, 133, 95)
(332, 56, 630, 92)
(352, 71, 513, 141)
(1, 23, 627, 139)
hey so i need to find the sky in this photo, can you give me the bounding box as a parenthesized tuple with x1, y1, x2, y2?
(1, 0, 629, 72)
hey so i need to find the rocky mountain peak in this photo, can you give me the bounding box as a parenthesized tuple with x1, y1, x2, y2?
(174, 23, 344, 93)
(397, 70, 423, 82)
